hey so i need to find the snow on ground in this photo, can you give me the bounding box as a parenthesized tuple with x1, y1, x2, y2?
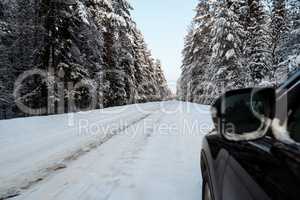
(0, 101, 213, 200)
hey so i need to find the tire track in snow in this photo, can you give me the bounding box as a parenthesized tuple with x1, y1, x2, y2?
(0, 113, 154, 200)
(5, 102, 212, 200)
(100, 114, 164, 200)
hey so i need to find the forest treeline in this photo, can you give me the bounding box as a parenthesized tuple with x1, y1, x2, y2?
(0, 0, 170, 119)
(178, 0, 300, 104)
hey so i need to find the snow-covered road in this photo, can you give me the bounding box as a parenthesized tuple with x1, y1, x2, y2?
(0, 101, 213, 200)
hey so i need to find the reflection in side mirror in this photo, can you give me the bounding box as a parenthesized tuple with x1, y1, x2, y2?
(211, 88, 275, 141)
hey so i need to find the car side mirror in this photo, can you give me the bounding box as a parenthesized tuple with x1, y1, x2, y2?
(211, 88, 275, 141)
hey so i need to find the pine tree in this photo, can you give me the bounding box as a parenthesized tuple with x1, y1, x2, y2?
(179, 0, 298, 104)
(179, 0, 249, 104)
(100, 0, 132, 107)
(7, 0, 103, 115)
(180, 0, 215, 103)
(0, 0, 170, 119)
(245, 0, 273, 85)
(0, 0, 13, 118)
(145, 50, 161, 101)
(271, 0, 290, 81)
(154, 59, 169, 99)
(204, 0, 247, 103)
(39, 0, 100, 112)
(132, 29, 149, 102)
(7, 0, 43, 116)
(131, 29, 158, 102)
(191, 0, 215, 103)
(180, 27, 194, 101)
(285, 0, 300, 72)
(113, 0, 137, 104)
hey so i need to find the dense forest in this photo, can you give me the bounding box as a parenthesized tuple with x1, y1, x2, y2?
(0, 0, 170, 119)
(178, 0, 300, 104)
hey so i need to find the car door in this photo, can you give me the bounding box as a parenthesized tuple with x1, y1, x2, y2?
(220, 135, 300, 200)
(220, 75, 300, 200)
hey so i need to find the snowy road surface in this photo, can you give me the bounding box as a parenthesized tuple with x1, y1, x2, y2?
(0, 101, 213, 200)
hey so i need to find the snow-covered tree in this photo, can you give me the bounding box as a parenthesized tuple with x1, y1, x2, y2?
(178, 0, 300, 104)
(113, 0, 138, 104)
(132, 29, 150, 102)
(203, 0, 247, 103)
(102, 17, 127, 107)
(245, 0, 273, 85)
(285, 0, 300, 72)
(0, 1, 13, 118)
(130, 28, 169, 102)
(180, 26, 194, 101)
(271, 0, 290, 81)
(192, 1, 217, 103)
(154, 59, 169, 99)
(0, 0, 169, 119)
(180, 0, 215, 103)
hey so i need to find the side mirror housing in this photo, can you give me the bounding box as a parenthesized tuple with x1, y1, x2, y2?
(211, 88, 275, 141)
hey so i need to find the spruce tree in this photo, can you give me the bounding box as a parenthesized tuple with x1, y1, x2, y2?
(285, 0, 300, 72)
(180, 0, 215, 103)
(0, 1, 13, 118)
(179, 27, 194, 101)
(191, 0, 215, 103)
(245, 0, 273, 85)
(0, 0, 170, 119)
(271, 0, 289, 81)
(131, 29, 147, 102)
(113, 0, 137, 104)
(204, 0, 247, 103)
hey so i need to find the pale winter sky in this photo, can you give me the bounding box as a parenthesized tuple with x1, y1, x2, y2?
(129, 0, 198, 93)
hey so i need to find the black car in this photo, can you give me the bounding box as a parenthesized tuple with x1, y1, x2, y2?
(201, 71, 300, 200)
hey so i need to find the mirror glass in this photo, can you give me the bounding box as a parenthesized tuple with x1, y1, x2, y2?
(224, 91, 266, 135)
(213, 88, 274, 141)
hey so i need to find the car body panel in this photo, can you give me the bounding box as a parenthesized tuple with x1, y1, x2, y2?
(202, 132, 300, 200)
(201, 71, 300, 200)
